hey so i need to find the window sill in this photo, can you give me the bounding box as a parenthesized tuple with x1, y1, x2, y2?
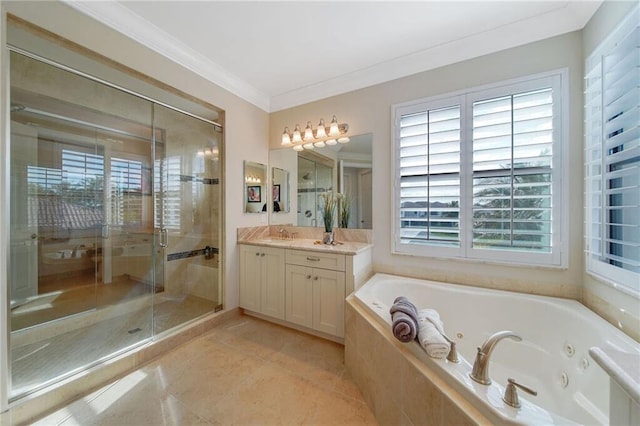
(391, 249, 568, 271)
(586, 270, 640, 300)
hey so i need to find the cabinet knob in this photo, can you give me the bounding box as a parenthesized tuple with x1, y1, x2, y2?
(255, 252, 260, 256)
(313, 276, 319, 280)
(260, 253, 265, 257)
(306, 275, 311, 279)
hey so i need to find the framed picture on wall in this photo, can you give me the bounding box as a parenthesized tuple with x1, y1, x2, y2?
(273, 184, 280, 202)
(247, 186, 261, 203)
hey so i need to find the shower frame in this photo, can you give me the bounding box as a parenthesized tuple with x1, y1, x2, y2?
(0, 26, 224, 409)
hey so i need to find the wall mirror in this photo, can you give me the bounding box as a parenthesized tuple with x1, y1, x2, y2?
(269, 133, 372, 228)
(271, 167, 290, 213)
(244, 160, 266, 214)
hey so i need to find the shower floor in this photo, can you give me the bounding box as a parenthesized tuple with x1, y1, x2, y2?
(10, 291, 218, 398)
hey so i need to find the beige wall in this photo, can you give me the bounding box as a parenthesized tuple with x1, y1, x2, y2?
(2, 1, 270, 311)
(581, 1, 639, 342)
(271, 31, 585, 299)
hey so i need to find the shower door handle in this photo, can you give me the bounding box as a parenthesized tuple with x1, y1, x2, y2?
(102, 224, 110, 239)
(159, 228, 168, 248)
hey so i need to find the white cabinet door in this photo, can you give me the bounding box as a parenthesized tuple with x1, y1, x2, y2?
(312, 268, 345, 337)
(239, 245, 262, 312)
(260, 247, 285, 320)
(285, 264, 313, 329)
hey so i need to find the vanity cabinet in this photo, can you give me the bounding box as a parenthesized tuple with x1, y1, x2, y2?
(239, 245, 285, 320)
(238, 240, 372, 342)
(284, 250, 346, 337)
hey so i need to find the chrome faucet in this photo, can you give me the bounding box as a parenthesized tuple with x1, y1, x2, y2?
(470, 331, 522, 385)
(278, 228, 289, 239)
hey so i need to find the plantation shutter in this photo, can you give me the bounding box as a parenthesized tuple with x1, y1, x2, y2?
(110, 157, 143, 226)
(471, 88, 554, 253)
(585, 51, 604, 267)
(398, 102, 461, 247)
(155, 155, 181, 230)
(585, 10, 639, 288)
(602, 23, 639, 274)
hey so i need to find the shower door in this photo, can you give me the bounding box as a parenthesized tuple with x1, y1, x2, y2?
(8, 50, 160, 398)
(297, 156, 333, 227)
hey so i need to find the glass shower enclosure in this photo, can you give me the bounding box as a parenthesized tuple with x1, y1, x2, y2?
(297, 154, 334, 227)
(7, 47, 222, 399)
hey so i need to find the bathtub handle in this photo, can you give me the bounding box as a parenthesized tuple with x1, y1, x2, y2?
(441, 335, 459, 363)
(503, 378, 537, 408)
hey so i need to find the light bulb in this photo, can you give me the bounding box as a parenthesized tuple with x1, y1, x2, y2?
(326, 139, 337, 146)
(281, 127, 291, 145)
(292, 124, 302, 143)
(303, 142, 315, 150)
(293, 145, 304, 151)
(316, 118, 326, 139)
(338, 137, 350, 144)
(303, 121, 314, 141)
(314, 141, 326, 148)
(329, 115, 340, 137)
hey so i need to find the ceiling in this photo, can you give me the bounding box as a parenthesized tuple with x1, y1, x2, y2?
(66, 1, 602, 112)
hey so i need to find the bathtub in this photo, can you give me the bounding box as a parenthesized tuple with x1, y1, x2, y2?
(351, 273, 640, 425)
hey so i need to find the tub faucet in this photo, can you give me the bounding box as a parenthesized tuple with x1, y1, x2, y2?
(470, 330, 522, 385)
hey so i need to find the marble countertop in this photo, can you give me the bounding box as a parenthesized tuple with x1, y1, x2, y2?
(239, 238, 372, 255)
(589, 346, 640, 405)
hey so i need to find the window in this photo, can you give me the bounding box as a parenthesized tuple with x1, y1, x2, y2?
(110, 157, 143, 227)
(155, 155, 182, 230)
(27, 147, 105, 235)
(585, 8, 639, 291)
(26, 144, 149, 232)
(394, 72, 565, 266)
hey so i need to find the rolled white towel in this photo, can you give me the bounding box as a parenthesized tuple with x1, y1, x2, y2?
(417, 308, 450, 359)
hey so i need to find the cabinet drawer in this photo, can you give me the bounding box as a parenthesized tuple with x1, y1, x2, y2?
(286, 249, 345, 271)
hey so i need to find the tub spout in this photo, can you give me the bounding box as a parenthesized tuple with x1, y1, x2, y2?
(470, 330, 522, 385)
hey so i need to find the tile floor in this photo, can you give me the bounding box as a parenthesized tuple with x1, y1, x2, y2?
(31, 315, 378, 425)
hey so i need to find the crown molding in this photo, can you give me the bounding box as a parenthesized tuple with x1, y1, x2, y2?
(269, 1, 600, 111)
(63, 0, 271, 112)
(63, 1, 599, 114)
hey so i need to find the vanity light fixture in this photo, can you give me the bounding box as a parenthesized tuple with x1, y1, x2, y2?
(303, 122, 314, 141)
(292, 124, 303, 143)
(281, 127, 291, 146)
(280, 115, 349, 151)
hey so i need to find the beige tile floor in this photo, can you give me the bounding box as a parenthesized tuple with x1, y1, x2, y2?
(31, 315, 378, 426)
